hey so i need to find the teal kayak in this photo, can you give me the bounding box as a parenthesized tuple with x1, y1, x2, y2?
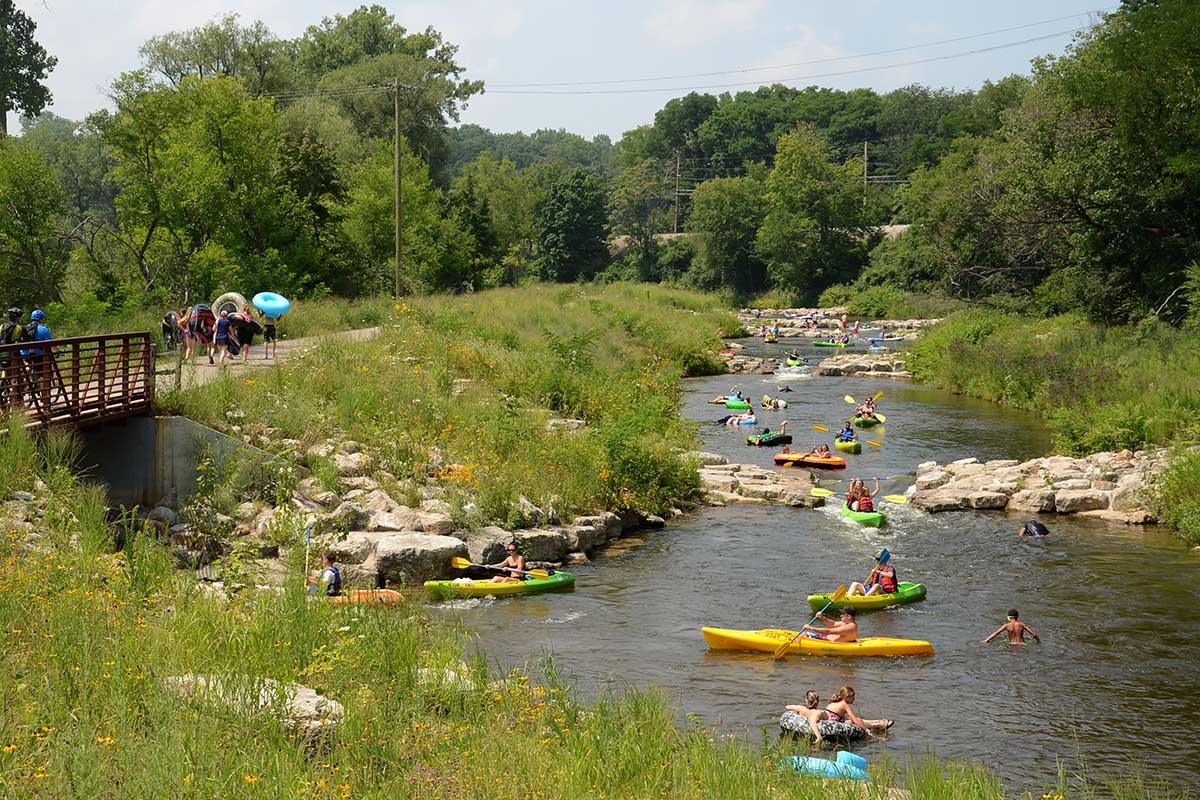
(807, 582, 926, 612)
(841, 505, 885, 528)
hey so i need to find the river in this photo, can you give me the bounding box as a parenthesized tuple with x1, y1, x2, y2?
(432, 341, 1200, 793)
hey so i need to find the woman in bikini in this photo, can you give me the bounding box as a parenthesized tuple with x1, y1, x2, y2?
(823, 685, 892, 735)
(784, 691, 831, 744)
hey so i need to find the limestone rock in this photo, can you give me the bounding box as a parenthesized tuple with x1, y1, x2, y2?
(684, 451, 729, 466)
(462, 526, 509, 564)
(546, 418, 586, 432)
(513, 529, 569, 563)
(517, 496, 545, 527)
(340, 476, 381, 491)
(361, 489, 398, 514)
(334, 451, 372, 477)
(912, 493, 966, 513)
(148, 506, 178, 526)
(164, 674, 342, 747)
(319, 501, 369, 533)
(966, 491, 1009, 510)
(1055, 489, 1109, 513)
(374, 533, 467, 585)
(1008, 489, 1056, 513)
(915, 471, 950, 491)
(304, 443, 334, 464)
(309, 491, 340, 508)
(329, 532, 379, 564)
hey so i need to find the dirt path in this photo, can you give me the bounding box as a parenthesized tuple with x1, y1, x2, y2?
(155, 327, 380, 393)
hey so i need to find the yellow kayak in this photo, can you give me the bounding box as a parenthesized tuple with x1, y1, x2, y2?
(701, 626, 934, 657)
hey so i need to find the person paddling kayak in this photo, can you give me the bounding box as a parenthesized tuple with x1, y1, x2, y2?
(803, 606, 857, 642)
(846, 478, 879, 512)
(488, 543, 526, 584)
(836, 421, 856, 442)
(847, 550, 896, 597)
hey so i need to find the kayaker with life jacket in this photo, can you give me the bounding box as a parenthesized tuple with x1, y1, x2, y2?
(307, 552, 343, 597)
(847, 549, 896, 597)
(488, 542, 526, 584)
(847, 478, 879, 512)
(1018, 520, 1050, 537)
(803, 605, 857, 642)
(837, 421, 856, 442)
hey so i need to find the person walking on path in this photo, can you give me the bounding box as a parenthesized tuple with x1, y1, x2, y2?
(20, 310, 53, 404)
(0, 308, 25, 405)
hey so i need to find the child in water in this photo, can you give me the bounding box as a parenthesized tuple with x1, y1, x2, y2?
(982, 609, 1040, 644)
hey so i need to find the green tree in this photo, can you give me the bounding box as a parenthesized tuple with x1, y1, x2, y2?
(687, 174, 767, 295)
(139, 14, 296, 96)
(19, 112, 116, 221)
(534, 168, 608, 283)
(608, 160, 671, 281)
(0, 0, 57, 136)
(756, 125, 869, 301)
(451, 151, 536, 284)
(0, 137, 69, 303)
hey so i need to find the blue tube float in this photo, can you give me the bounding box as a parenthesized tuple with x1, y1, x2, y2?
(252, 291, 291, 318)
(781, 750, 870, 782)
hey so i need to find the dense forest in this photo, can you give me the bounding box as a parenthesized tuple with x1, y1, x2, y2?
(1, 0, 1196, 324)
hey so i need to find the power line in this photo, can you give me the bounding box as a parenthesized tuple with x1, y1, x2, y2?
(489, 7, 1112, 89)
(488, 28, 1085, 96)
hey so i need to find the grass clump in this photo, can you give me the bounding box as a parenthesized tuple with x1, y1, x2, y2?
(908, 311, 1200, 456)
(1153, 449, 1200, 545)
(164, 284, 738, 525)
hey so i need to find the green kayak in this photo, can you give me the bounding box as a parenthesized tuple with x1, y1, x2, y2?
(853, 416, 880, 428)
(424, 571, 575, 601)
(813, 341, 856, 348)
(807, 582, 926, 613)
(785, 357, 804, 367)
(834, 439, 862, 454)
(725, 399, 751, 410)
(841, 504, 885, 528)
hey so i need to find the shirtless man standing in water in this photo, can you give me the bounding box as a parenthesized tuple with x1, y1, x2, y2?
(982, 609, 1041, 644)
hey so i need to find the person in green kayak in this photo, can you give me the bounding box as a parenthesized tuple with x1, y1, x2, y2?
(803, 605, 857, 642)
(846, 478, 879, 512)
(837, 421, 856, 442)
(488, 543, 526, 584)
(982, 609, 1041, 644)
(847, 550, 896, 597)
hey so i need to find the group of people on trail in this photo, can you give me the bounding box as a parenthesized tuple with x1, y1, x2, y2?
(785, 686, 893, 743)
(0, 308, 53, 406)
(166, 304, 277, 366)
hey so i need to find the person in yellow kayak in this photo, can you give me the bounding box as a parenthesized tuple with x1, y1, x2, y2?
(847, 550, 897, 597)
(488, 543, 526, 584)
(836, 421, 856, 442)
(802, 605, 857, 642)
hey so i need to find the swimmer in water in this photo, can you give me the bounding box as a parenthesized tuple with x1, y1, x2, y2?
(981, 609, 1041, 644)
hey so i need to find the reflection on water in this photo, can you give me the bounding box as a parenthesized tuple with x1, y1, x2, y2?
(432, 366, 1200, 792)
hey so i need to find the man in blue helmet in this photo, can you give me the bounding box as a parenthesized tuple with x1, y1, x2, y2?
(20, 310, 53, 398)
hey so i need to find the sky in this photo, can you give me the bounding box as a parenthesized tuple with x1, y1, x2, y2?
(17, 0, 1111, 140)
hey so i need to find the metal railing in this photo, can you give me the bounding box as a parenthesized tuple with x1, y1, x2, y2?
(0, 332, 155, 428)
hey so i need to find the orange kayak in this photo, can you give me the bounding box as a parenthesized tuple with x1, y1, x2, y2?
(773, 451, 846, 469)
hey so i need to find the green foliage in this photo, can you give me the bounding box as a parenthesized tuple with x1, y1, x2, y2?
(0, 0, 57, 135)
(910, 310, 1200, 456)
(687, 175, 767, 296)
(448, 124, 617, 176)
(1155, 449, 1200, 545)
(533, 168, 609, 283)
(757, 126, 869, 303)
(608, 160, 672, 281)
(0, 136, 69, 306)
(138, 14, 294, 96)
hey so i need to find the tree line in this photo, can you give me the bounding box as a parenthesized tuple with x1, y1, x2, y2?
(1, 0, 1196, 324)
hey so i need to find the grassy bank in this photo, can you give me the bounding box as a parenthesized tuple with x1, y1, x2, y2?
(907, 310, 1200, 544)
(162, 284, 740, 527)
(0, 422, 1182, 800)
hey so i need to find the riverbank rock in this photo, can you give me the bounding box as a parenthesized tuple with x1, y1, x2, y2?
(164, 674, 342, 749)
(735, 307, 938, 341)
(698, 462, 822, 508)
(374, 533, 468, 585)
(911, 450, 1166, 522)
(813, 353, 911, 379)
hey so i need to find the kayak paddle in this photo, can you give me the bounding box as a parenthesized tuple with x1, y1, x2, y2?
(874, 413, 886, 423)
(863, 547, 891, 586)
(773, 584, 848, 659)
(810, 487, 836, 497)
(873, 391, 885, 401)
(450, 556, 550, 580)
(813, 424, 829, 432)
(843, 395, 856, 404)
(882, 495, 908, 504)
(866, 440, 883, 448)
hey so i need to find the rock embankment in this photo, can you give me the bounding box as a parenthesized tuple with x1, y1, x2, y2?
(814, 353, 912, 379)
(688, 451, 824, 508)
(737, 307, 940, 339)
(911, 450, 1166, 523)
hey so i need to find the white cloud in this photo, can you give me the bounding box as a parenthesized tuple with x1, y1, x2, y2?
(644, 0, 766, 48)
(743, 22, 845, 86)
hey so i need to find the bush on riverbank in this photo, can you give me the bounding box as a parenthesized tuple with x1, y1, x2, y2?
(1154, 450, 1200, 545)
(0, 421, 1177, 800)
(162, 284, 736, 525)
(908, 311, 1200, 455)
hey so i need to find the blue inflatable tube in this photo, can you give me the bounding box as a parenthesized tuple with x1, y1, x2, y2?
(781, 751, 869, 782)
(252, 291, 291, 318)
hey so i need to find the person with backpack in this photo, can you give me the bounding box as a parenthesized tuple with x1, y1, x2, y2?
(19, 310, 53, 403)
(306, 551, 342, 597)
(0, 308, 25, 406)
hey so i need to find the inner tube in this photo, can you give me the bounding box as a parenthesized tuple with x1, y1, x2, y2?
(252, 291, 291, 318)
(747, 433, 792, 447)
(781, 752, 870, 782)
(213, 292, 248, 317)
(779, 710, 868, 742)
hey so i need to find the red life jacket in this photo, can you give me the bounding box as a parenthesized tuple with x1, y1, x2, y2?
(872, 565, 897, 594)
(857, 493, 874, 512)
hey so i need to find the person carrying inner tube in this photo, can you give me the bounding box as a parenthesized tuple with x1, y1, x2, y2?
(847, 549, 895, 597)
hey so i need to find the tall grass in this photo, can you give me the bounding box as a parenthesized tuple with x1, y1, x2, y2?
(1153, 449, 1200, 545)
(162, 285, 740, 525)
(908, 311, 1200, 455)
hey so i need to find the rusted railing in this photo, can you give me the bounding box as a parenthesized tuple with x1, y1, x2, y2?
(0, 332, 155, 429)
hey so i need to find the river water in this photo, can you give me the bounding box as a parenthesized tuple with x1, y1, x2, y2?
(432, 340, 1200, 793)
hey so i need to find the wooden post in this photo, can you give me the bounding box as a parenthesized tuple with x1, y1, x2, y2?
(863, 140, 868, 207)
(394, 79, 403, 299)
(674, 154, 681, 234)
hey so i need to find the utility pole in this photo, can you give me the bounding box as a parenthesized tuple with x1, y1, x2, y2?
(863, 140, 868, 207)
(394, 79, 403, 299)
(674, 154, 681, 234)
